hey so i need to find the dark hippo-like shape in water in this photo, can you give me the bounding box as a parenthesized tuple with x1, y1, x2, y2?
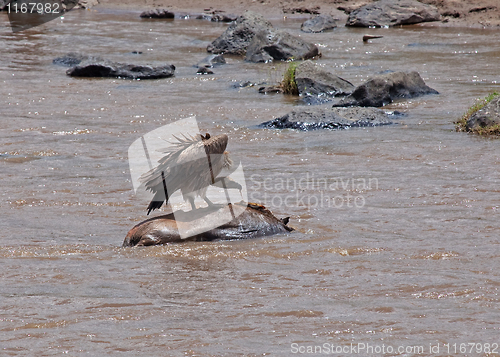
(123, 203, 293, 247)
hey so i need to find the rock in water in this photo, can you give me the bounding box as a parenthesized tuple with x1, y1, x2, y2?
(122, 203, 293, 246)
(332, 71, 438, 107)
(197, 67, 214, 74)
(140, 9, 175, 18)
(207, 11, 274, 55)
(259, 106, 396, 130)
(294, 60, 354, 104)
(67, 60, 175, 80)
(346, 0, 440, 27)
(245, 29, 319, 62)
(207, 11, 319, 62)
(465, 94, 500, 133)
(301, 14, 337, 33)
(211, 12, 238, 22)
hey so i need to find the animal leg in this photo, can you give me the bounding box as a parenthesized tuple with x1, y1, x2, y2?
(203, 196, 214, 207)
(188, 196, 197, 210)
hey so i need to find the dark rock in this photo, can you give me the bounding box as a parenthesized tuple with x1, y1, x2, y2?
(53, 53, 104, 67)
(301, 14, 337, 33)
(131, 51, 143, 54)
(196, 54, 226, 68)
(140, 9, 175, 19)
(207, 10, 319, 62)
(196, 10, 238, 22)
(67, 60, 175, 80)
(211, 12, 238, 22)
(283, 7, 321, 15)
(122, 203, 293, 246)
(346, 0, 440, 27)
(259, 85, 283, 94)
(466, 94, 500, 132)
(295, 60, 354, 103)
(245, 29, 319, 63)
(332, 71, 439, 107)
(259, 106, 395, 130)
(197, 67, 214, 75)
(300, 96, 334, 106)
(207, 11, 274, 55)
(441, 10, 461, 18)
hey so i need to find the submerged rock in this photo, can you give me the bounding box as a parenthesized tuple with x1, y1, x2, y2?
(332, 71, 438, 107)
(346, 0, 440, 27)
(207, 11, 274, 55)
(140, 9, 175, 18)
(295, 60, 354, 104)
(123, 203, 293, 246)
(465, 94, 500, 134)
(259, 106, 396, 130)
(245, 30, 319, 62)
(301, 14, 337, 33)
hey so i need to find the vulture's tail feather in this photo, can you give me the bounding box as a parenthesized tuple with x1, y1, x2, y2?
(147, 191, 168, 215)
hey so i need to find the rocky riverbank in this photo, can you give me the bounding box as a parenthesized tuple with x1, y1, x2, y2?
(96, 0, 500, 28)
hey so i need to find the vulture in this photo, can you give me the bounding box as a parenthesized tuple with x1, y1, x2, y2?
(139, 133, 240, 215)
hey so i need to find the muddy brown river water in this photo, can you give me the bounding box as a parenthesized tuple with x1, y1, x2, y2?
(1, 7, 499, 356)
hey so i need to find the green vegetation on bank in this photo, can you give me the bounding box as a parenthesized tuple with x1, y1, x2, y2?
(455, 92, 500, 136)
